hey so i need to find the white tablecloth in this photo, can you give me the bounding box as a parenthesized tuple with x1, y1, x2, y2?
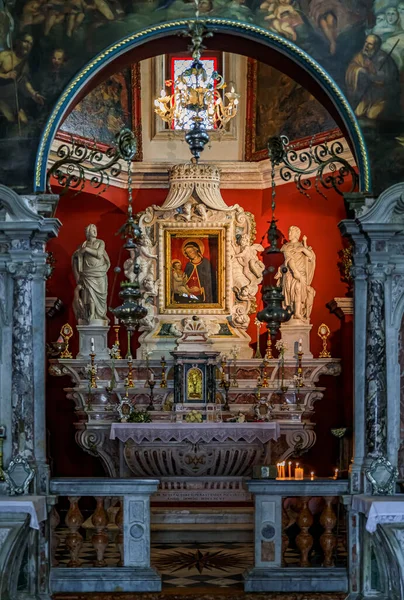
(110, 422, 280, 444)
(0, 496, 47, 530)
(352, 494, 404, 533)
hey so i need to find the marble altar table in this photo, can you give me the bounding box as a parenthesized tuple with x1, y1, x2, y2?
(351, 494, 404, 599)
(110, 422, 280, 500)
(110, 422, 280, 444)
(352, 494, 404, 532)
(0, 495, 46, 529)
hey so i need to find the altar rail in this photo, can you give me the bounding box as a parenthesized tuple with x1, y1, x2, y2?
(49, 478, 161, 593)
(49, 477, 349, 594)
(245, 479, 350, 593)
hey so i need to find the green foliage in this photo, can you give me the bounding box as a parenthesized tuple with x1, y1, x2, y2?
(127, 409, 152, 423)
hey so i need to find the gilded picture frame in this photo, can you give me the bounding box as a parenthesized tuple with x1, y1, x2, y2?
(164, 228, 225, 312)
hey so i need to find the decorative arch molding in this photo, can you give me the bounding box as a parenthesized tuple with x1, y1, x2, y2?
(34, 19, 371, 193)
(0, 185, 42, 222)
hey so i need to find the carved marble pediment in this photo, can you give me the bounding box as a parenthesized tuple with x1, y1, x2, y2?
(136, 162, 264, 358)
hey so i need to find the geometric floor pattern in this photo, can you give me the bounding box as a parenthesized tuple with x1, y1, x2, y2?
(54, 529, 348, 590)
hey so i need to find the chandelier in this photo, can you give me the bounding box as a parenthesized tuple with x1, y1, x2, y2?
(154, 21, 240, 161)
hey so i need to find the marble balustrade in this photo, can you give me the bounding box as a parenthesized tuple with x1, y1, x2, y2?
(244, 479, 349, 593)
(49, 478, 161, 593)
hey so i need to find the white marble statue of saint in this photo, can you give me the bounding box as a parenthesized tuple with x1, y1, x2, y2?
(276, 225, 316, 322)
(72, 223, 110, 323)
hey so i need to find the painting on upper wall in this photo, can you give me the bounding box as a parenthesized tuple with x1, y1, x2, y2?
(245, 59, 340, 161)
(0, 0, 404, 194)
(58, 64, 142, 159)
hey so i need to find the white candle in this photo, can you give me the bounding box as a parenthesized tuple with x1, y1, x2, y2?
(288, 461, 292, 479)
(114, 316, 119, 325)
(226, 373, 230, 382)
(150, 372, 154, 381)
(90, 337, 95, 352)
(310, 471, 315, 481)
(298, 338, 303, 352)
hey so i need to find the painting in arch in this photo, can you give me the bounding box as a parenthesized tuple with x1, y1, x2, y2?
(0, 7, 404, 600)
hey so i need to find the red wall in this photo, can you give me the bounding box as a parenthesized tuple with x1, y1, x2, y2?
(46, 179, 352, 476)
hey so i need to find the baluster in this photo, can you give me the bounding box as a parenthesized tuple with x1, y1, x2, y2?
(115, 500, 124, 567)
(65, 497, 84, 567)
(296, 496, 314, 567)
(281, 500, 289, 567)
(50, 505, 60, 567)
(320, 496, 337, 567)
(91, 496, 109, 567)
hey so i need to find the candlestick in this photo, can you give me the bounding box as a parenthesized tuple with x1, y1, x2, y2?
(126, 356, 135, 388)
(231, 346, 239, 388)
(126, 330, 132, 359)
(310, 471, 315, 481)
(113, 324, 122, 359)
(147, 378, 156, 411)
(160, 356, 167, 388)
(254, 318, 262, 359)
(334, 468, 339, 480)
(60, 323, 73, 359)
(222, 378, 231, 411)
(288, 461, 292, 479)
(89, 351, 97, 389)
(265, 332, 273, 360)
(262, 360, 269, 388)
(219, 354, 227, 388)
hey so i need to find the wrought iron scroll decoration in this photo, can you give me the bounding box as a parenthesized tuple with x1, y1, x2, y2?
(46, 128, 137, 196)
(268, 135, 358, 199)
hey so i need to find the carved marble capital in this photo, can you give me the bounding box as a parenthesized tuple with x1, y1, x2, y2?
(7, 262, 36, 280)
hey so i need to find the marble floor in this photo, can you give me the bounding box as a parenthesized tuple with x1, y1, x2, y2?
(54, 534, 347, 590)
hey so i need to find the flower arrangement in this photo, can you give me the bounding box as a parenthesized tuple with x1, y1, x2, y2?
(127, 409, 152, 423)
(106, 344, 120, 392)
(185, 410, 203, 423)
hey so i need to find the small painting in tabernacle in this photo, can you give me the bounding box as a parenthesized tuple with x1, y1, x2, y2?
(187, 367, 203, 401)
(165, 229, 224, 310)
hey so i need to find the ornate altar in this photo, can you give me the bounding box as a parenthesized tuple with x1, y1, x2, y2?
(49, 160, 341, 502)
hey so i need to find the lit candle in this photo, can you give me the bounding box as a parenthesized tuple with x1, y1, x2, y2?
(295, 467, 304, 480)
(90, 337, 95, 353)
(276, 463, 280, 479)
(150, 372, 154, 382)
(334, 468, 339, 480)
(282, 461, 286, 479)
(310, 471, 315, 481)
(288, 461, 292, 479)
(226, 373, 230, 382)
(114, 316, 119, 325)
(298, 338, 303, 352)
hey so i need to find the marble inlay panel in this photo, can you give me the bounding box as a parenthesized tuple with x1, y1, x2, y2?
(365, 278, 387, 457)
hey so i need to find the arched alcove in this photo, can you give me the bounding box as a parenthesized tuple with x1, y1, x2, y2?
(34, 20, 370, 192)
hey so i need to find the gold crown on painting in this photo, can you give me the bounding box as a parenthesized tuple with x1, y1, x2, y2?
(169, 163, 221, 185)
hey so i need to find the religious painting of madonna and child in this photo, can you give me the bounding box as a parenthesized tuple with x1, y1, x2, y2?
(164, 229, 224, 311)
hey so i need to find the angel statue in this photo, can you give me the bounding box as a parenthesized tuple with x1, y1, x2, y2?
(232, 233, 265, 297)
(275, 225, 316, 322)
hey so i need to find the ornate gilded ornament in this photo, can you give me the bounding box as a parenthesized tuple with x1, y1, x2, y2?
(318, 323, 331, 358)
(60, 323, 73, 358)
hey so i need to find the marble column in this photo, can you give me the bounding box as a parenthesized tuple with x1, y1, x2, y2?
(7, 261, 36, 461)
(0, 186, 60, 494)
(365, 267, 388, 459)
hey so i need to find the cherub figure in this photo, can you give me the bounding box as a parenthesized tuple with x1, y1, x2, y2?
(123, 248, 136, 283)
(260, 0, 303, 41)
(232, 233, 264, 296)
(143, 275, 159, 297)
